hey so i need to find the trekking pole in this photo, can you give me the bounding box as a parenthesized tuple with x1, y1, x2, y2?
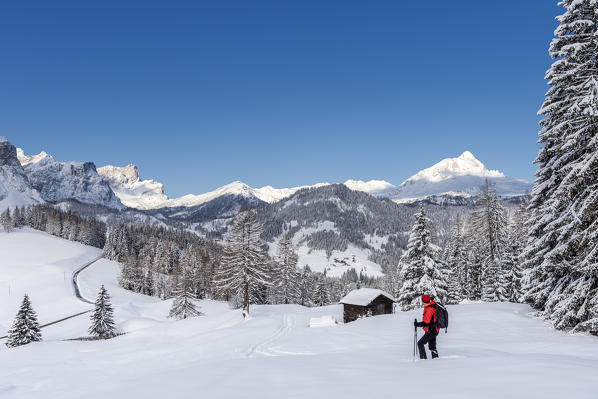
(413, 318, 417, 362)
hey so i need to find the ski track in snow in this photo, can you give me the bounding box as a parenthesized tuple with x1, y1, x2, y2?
(245, 313, 296, 358)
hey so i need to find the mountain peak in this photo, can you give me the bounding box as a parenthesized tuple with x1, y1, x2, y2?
(458, 150, 476, 160)
(16, 148, 52, 166)
(97, 164, 141, 186)
(392, 151, 531, 203)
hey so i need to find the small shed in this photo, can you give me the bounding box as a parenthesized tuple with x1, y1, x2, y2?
(339, 288, 395, 323)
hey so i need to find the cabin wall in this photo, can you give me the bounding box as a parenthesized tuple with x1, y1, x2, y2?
(343, 295, 394, 323)
(343, 304, 368, 323)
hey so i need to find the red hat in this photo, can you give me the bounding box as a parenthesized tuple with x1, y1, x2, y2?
(421, 295, 431, 303)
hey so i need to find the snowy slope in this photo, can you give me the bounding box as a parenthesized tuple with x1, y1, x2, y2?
(1, 229, 598, 398)
(17, 149, 124, 210)
(0, 228, 101, 333)
(391, 151, 532, 203)
(267, 221, 385, 278)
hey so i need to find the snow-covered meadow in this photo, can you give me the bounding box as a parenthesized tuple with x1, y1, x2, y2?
(1, 230, 598, 399)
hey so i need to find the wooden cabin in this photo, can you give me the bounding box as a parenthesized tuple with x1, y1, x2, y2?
(339, 288, 395, 323)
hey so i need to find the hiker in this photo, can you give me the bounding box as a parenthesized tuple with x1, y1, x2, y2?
(414, 294, 439, 359)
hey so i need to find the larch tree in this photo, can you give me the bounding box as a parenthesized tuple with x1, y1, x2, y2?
(89, 285, 117, 338)
(524, 0, 598, 333)
(397, 205, 447, 310)
(169, 250, 203, 320)
(215, 210, 271, 318)
(6, 294, 42, 348)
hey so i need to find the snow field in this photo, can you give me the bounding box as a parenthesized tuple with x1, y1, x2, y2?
(0, 229, 101, 333)
(1, 230, 598, 399)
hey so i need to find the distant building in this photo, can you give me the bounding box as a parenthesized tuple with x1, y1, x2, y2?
(339, 288, 395, 323)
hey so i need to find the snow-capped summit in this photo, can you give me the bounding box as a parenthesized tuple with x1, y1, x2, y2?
(163, 181, 328, 209)
(98, 165, 167, 210)
(392, 151, 531, 203)
(16, 148, 51, 166)
(17, 148, 124, 210)
(408, 151, 503, 182)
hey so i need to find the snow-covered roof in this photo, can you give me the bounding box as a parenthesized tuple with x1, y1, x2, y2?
(339, 288, 395, 306)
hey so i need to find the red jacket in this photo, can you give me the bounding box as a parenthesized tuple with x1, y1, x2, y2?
(422, 301, 439, 333)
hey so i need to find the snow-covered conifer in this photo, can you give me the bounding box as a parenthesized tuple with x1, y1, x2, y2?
(1, 208, 13, 233)
(523, 1, 598, 333)
(298, 266, 314, 306)
(397, 205, 447, 310)
(89, 285, 117, 338)
(313, 275, 330, 306)
(6, 294, 42, 348)
(274, 232, 300, 304)
(444, 215, 466, 304)
(215, 210, 271, 318)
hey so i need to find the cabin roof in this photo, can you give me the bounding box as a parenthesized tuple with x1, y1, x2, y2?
(339, 288, 395, 306)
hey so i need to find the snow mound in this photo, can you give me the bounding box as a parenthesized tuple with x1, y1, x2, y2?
(309, 315, 337, 328)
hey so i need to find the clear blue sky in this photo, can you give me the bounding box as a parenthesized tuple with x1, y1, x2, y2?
(0, 1, 560, 197)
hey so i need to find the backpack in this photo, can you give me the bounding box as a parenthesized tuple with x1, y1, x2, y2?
(434, 302, 449, 333)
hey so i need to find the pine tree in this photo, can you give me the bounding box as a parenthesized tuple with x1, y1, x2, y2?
(89, 285, 117, 338)
(274, 232, 300, 304)
(215, 210, 271, 318)
(444, 215, 466, 304)
(397, 206, 447, 310)
(382, 261, 402, 300)
(313, 275, 330, 306)
(12, 207, 22, 228)
(169, 262, 202, 319)
(1, 208, 13, 233)
(468, 181, 509, 302)
(504, 204, 527, 303)
(6, 294, 42, 348)
(298, 266, 314, 306)
(523, 1, 598, 333)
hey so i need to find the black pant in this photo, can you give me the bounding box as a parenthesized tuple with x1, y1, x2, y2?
(417, 330, 438, 359)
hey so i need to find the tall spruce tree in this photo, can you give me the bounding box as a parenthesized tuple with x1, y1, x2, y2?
(298, 266, 315, 306)
(524, 0, 598, 333)
(468, 181, 509, 302)
(6, 294, 42, 348)
(504, 204, 527, 303)
(398, 205, 447, 310)
(313, 275, 330, 306)
(215, 210, 271, 318)
(444, 215, 466, 304)
(274, 232, 300, 304)
(89, 285, 117, 338)
(1, 208, 13, 233)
